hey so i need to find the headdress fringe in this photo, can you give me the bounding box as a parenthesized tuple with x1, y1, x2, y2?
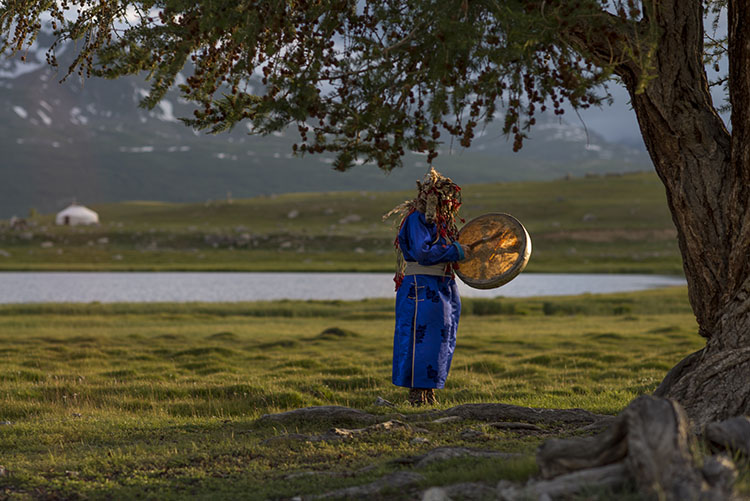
(383, 167, 463, 290)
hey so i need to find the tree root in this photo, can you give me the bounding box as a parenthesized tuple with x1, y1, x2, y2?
(705, 415, 750, 456)
(520, 396, 737, 501)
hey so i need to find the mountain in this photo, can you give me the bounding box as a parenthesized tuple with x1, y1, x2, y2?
(0, 34, 653, 219)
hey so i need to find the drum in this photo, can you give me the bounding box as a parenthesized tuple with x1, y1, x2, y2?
(455, 213, 532, 289)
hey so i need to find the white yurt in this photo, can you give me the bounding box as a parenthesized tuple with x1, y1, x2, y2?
(55, 203, 99, 226)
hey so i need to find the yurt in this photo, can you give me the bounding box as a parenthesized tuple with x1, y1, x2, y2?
(55, 203, 99, 226)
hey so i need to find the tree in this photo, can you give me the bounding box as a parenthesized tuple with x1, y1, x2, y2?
(1, 0, 747, 428)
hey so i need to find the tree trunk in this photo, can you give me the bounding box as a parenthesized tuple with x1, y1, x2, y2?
(568, 0, 750, 428)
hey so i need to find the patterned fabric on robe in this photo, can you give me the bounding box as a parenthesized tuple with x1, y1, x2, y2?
(392, 211, 463, 389)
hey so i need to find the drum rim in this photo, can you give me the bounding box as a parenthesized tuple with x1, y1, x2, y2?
(455, 212, 532, 289)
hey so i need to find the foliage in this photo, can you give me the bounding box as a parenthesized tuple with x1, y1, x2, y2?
(0, 0, 668, 170)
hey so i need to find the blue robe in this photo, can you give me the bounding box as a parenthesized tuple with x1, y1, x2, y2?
(392, 211, 463, 389)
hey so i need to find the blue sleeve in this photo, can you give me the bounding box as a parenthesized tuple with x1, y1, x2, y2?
(403, 213, 461, 265)
(453, 242, 465, 261)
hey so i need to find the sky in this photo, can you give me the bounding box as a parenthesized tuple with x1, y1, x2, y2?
(560, 84, 642, 146)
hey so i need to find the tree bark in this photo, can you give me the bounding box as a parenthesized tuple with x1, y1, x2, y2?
(567, 0, 750, 428)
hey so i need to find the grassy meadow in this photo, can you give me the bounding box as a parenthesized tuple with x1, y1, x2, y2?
(1, 288, 737, 500)
(0, 171, 683, 274)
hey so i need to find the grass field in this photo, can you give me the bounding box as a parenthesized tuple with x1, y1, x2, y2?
(0, 172, 683, 274)
(3, 287, 739, 500)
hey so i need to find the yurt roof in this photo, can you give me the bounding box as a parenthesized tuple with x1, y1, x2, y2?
(57, 204, 98, 218)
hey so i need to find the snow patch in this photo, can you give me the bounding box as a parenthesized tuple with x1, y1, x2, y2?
(537, 121, 588, 143)
(39, 100, 53, 112)
(154, 100, 178, 122)
(214, 152, 238, 160)
(0, 60, 42, 78)
(37, 110, 52, 126)
(12, 106, 28, 119)
(69, 107, 89, 125)
(134, 88, 149, 105)
(119, 146, 155, 153)
(167, 146, 191, 152)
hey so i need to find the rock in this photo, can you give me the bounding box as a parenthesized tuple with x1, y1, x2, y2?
(411, 437, 431, 445)
(374, 397, 395, 407)
(288, 210, 299, 219)
(414, 447, 521, 468)
(285, 471, 342, 480)
(97, 237, 109, 244)
(0, 465, 6, 477)
(489, 422, 543, 432)
(437, 403, 608, 427)
(0, 249, 11, 257)
(422, 487, 452, 501)
(431, 416, 462, 424)
(460, 428, 490, 441)
(442, 482, 496, 500)
(41, 241, 54, 248)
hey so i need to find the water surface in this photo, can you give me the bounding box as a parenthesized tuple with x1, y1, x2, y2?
(0, 272, 686, 304)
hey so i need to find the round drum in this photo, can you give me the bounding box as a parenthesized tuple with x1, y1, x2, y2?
(455, 213, 532, 289)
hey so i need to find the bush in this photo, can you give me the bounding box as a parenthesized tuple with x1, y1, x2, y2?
(464, 298, 514, 316)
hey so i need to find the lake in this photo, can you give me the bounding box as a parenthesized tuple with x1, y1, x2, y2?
(0, 272, 687, 304)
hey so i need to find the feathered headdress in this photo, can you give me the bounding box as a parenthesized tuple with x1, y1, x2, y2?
(383, 167, 463, 290)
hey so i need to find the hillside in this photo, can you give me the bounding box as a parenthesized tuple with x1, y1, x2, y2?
(0, 172, 682, 274)
(0, 33, 652, 219)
